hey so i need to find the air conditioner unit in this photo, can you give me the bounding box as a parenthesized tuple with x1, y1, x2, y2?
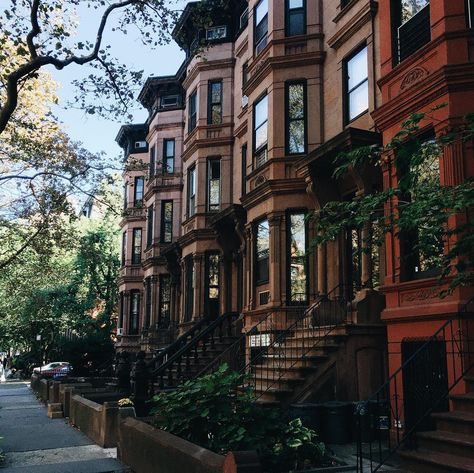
(259, 290, 270, 305)
(135, 141, 147, 149)
(117, 328, 124, 336)
(241, 95, 249, 107)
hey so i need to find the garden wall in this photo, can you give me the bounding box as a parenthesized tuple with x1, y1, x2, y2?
(118, 417, 262, 473)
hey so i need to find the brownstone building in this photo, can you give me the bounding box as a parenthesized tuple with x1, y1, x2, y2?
(117, 3, 473, 463)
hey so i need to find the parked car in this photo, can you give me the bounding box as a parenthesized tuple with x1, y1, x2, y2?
(33, 362, 73, 378)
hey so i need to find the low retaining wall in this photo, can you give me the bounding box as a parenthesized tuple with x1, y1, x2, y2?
(118, 418, 262, 473)
(69, 395, 122, 448)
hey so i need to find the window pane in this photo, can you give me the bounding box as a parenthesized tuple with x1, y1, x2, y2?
(256, 0, 268, 24)
(289, 0, 303, 7)
(290, 214, 306, 256)
(211, 105, 222, 124)
(349, 80, 369, 120)
(289, 214, 307, 302)
(257, 220, 270, 256)
(348, 47, 368, 90)
(211, 82, 221, 103)
(255, 95, 268, 128)
(255, 121, 268, 150)
(289, 11, 305, 36)
(289, 120, 305, 153)
(289, 84, 304, 119)
(401, 0, 429, 23)
(165, 140, 174, 158)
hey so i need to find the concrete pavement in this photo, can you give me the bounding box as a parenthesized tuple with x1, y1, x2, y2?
(0, 381, 128, 472)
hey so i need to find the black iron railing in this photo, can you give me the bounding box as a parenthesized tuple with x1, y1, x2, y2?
(355, 297, 474, 473)
(195, 286, 352, 402)
(149, 311, 239, 393)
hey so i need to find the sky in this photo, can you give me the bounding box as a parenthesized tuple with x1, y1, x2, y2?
(47, 1, 189, 164)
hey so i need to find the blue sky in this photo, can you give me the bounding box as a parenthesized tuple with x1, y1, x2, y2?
(47, 2, 188, 163)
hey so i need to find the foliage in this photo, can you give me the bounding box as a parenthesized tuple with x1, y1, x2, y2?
(118, 398, 134, 407)
(0, 180, 121, 371)
(313, 107, 474, 294)
(152, 365, 326, 472)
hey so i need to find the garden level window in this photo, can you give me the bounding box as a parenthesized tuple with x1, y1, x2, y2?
(395, 0, 430, 63)
(286, 82, 306, 154)
(158, 275, 171, 329)
(255, 0, 268, 55)
(256, 219, 270, 284)
(163, 139, 175, 174)
(207, 159, 221, 212)
(208, 81, 223, 125)
(287, 213, 308, 303)
(188, 90, 197, 133)
(147, 205, 154, 247)
(132, 228, 142, 264)
(286, 0, 306, 37)
(149, 146, 155, 177)
(187, 167, 196, 217)
(344, 45, 369, 122)
(134, 176, 144, 207)
(254, 94, 268, 167)
(161, 200, 173, 243)
(129, 290, 140, 335)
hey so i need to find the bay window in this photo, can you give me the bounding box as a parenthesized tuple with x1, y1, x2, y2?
(286, 81, 306, 155)
(160, 200, 173, 243)
(149, 146, 155, 177)
(255, 0, 268, 54)
(187, 167, 196, 217)
(184, 256, 194, 322)
(163, 139, 175, 174)
(207, 159, 221, 212)
(158, 275, 171, 329)
(121, 231, 127, 266)
(147, 204, 154, 247)
(129, 290, 140, 335)
(207, 80, 223, 125)
(254, 93, 268, 167)
(132, 228, 142, 264)
(286, 0, 306, 37)
(134, 176, 144, 207)
(288, 213, 308, 303)
(256, 219, 270, 284)
(188, 90, 197, 132)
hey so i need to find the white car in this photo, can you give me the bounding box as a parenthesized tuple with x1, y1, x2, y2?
(33, 362, 72, 378)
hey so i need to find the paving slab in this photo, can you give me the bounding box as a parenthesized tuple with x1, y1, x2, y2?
(0, 381, 127, 472)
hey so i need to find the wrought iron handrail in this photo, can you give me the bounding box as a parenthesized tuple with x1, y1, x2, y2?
(149, 314, 216, 373)
(150, 311, 239, 393)
(244, 285, 352, 400)
(355, 296, 474, 473)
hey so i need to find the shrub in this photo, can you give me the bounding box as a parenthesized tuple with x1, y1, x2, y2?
(151, 364, 326, 472)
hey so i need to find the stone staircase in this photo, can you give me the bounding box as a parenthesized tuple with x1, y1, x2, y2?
(251, 326, 349, 404)
(399, 374, 474, 473)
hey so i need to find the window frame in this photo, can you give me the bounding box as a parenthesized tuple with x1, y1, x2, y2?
(254, 0, 269, 55)
(163, 139, 175, 174)
(146, 204, 154, 248)
(129, 290, 140, 335)
(285, 80, 307, 155)
(255, 218, 270, 285)
(187, 166, 196, 218)
(253, 92, 269, 168)
(149, 146, 155, 178)
(207, 158, 221, 212)
(121, 231, 127, 266)
(158, 274, 171, 329)
(343, 43, 369, 125)
(285, 0, 306, 37)
(131, 228, 142, 265)
(188, 89, 198, 133)
(134, 176, 145, 207)
(207, 80, 223, 125)
(286, 210, 309, 305)
(160, 200, 173, 244)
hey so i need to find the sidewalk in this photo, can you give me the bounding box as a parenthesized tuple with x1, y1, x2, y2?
(0, 381, 128, 472)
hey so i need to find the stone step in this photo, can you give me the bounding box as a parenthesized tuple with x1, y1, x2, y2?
(432, 410, 474, 436)
(265, 343, 339, 356)
(252, 376, 305, 392)
(417, 430, 474, 460)
(451, 392, 474, 413)
(257, 354, 327, 369)
(399, 449, 474, 473)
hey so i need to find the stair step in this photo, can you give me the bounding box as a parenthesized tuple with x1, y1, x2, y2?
(451, 392, 474, 412)
(399, 449, 474, 472)
(432, 411, 474, 435)
(417, 430, 474, 460)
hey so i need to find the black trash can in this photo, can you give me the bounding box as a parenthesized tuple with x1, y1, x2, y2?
(288, 403, 323, 433)
(321, 401, 354, 444)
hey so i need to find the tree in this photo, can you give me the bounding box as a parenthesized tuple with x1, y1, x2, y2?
(312, 107, 474, 294)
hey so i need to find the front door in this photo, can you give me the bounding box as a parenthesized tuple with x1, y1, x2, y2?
(402, 338, 449, 432)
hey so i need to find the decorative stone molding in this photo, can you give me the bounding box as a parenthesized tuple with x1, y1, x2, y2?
(400, 67, 429, 91)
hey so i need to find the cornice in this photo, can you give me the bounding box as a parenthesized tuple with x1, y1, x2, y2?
(183, 58, 236, 90)
(241, 178, 307, 209)
(327, 0, 378, 50)
(177, 227, 216, 248)
(182, 132, 234, 162)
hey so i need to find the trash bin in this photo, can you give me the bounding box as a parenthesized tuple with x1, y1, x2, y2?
(355, 400, 390, 443)
(321, 401, 354, 444)
(288, 403, 323, 432)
